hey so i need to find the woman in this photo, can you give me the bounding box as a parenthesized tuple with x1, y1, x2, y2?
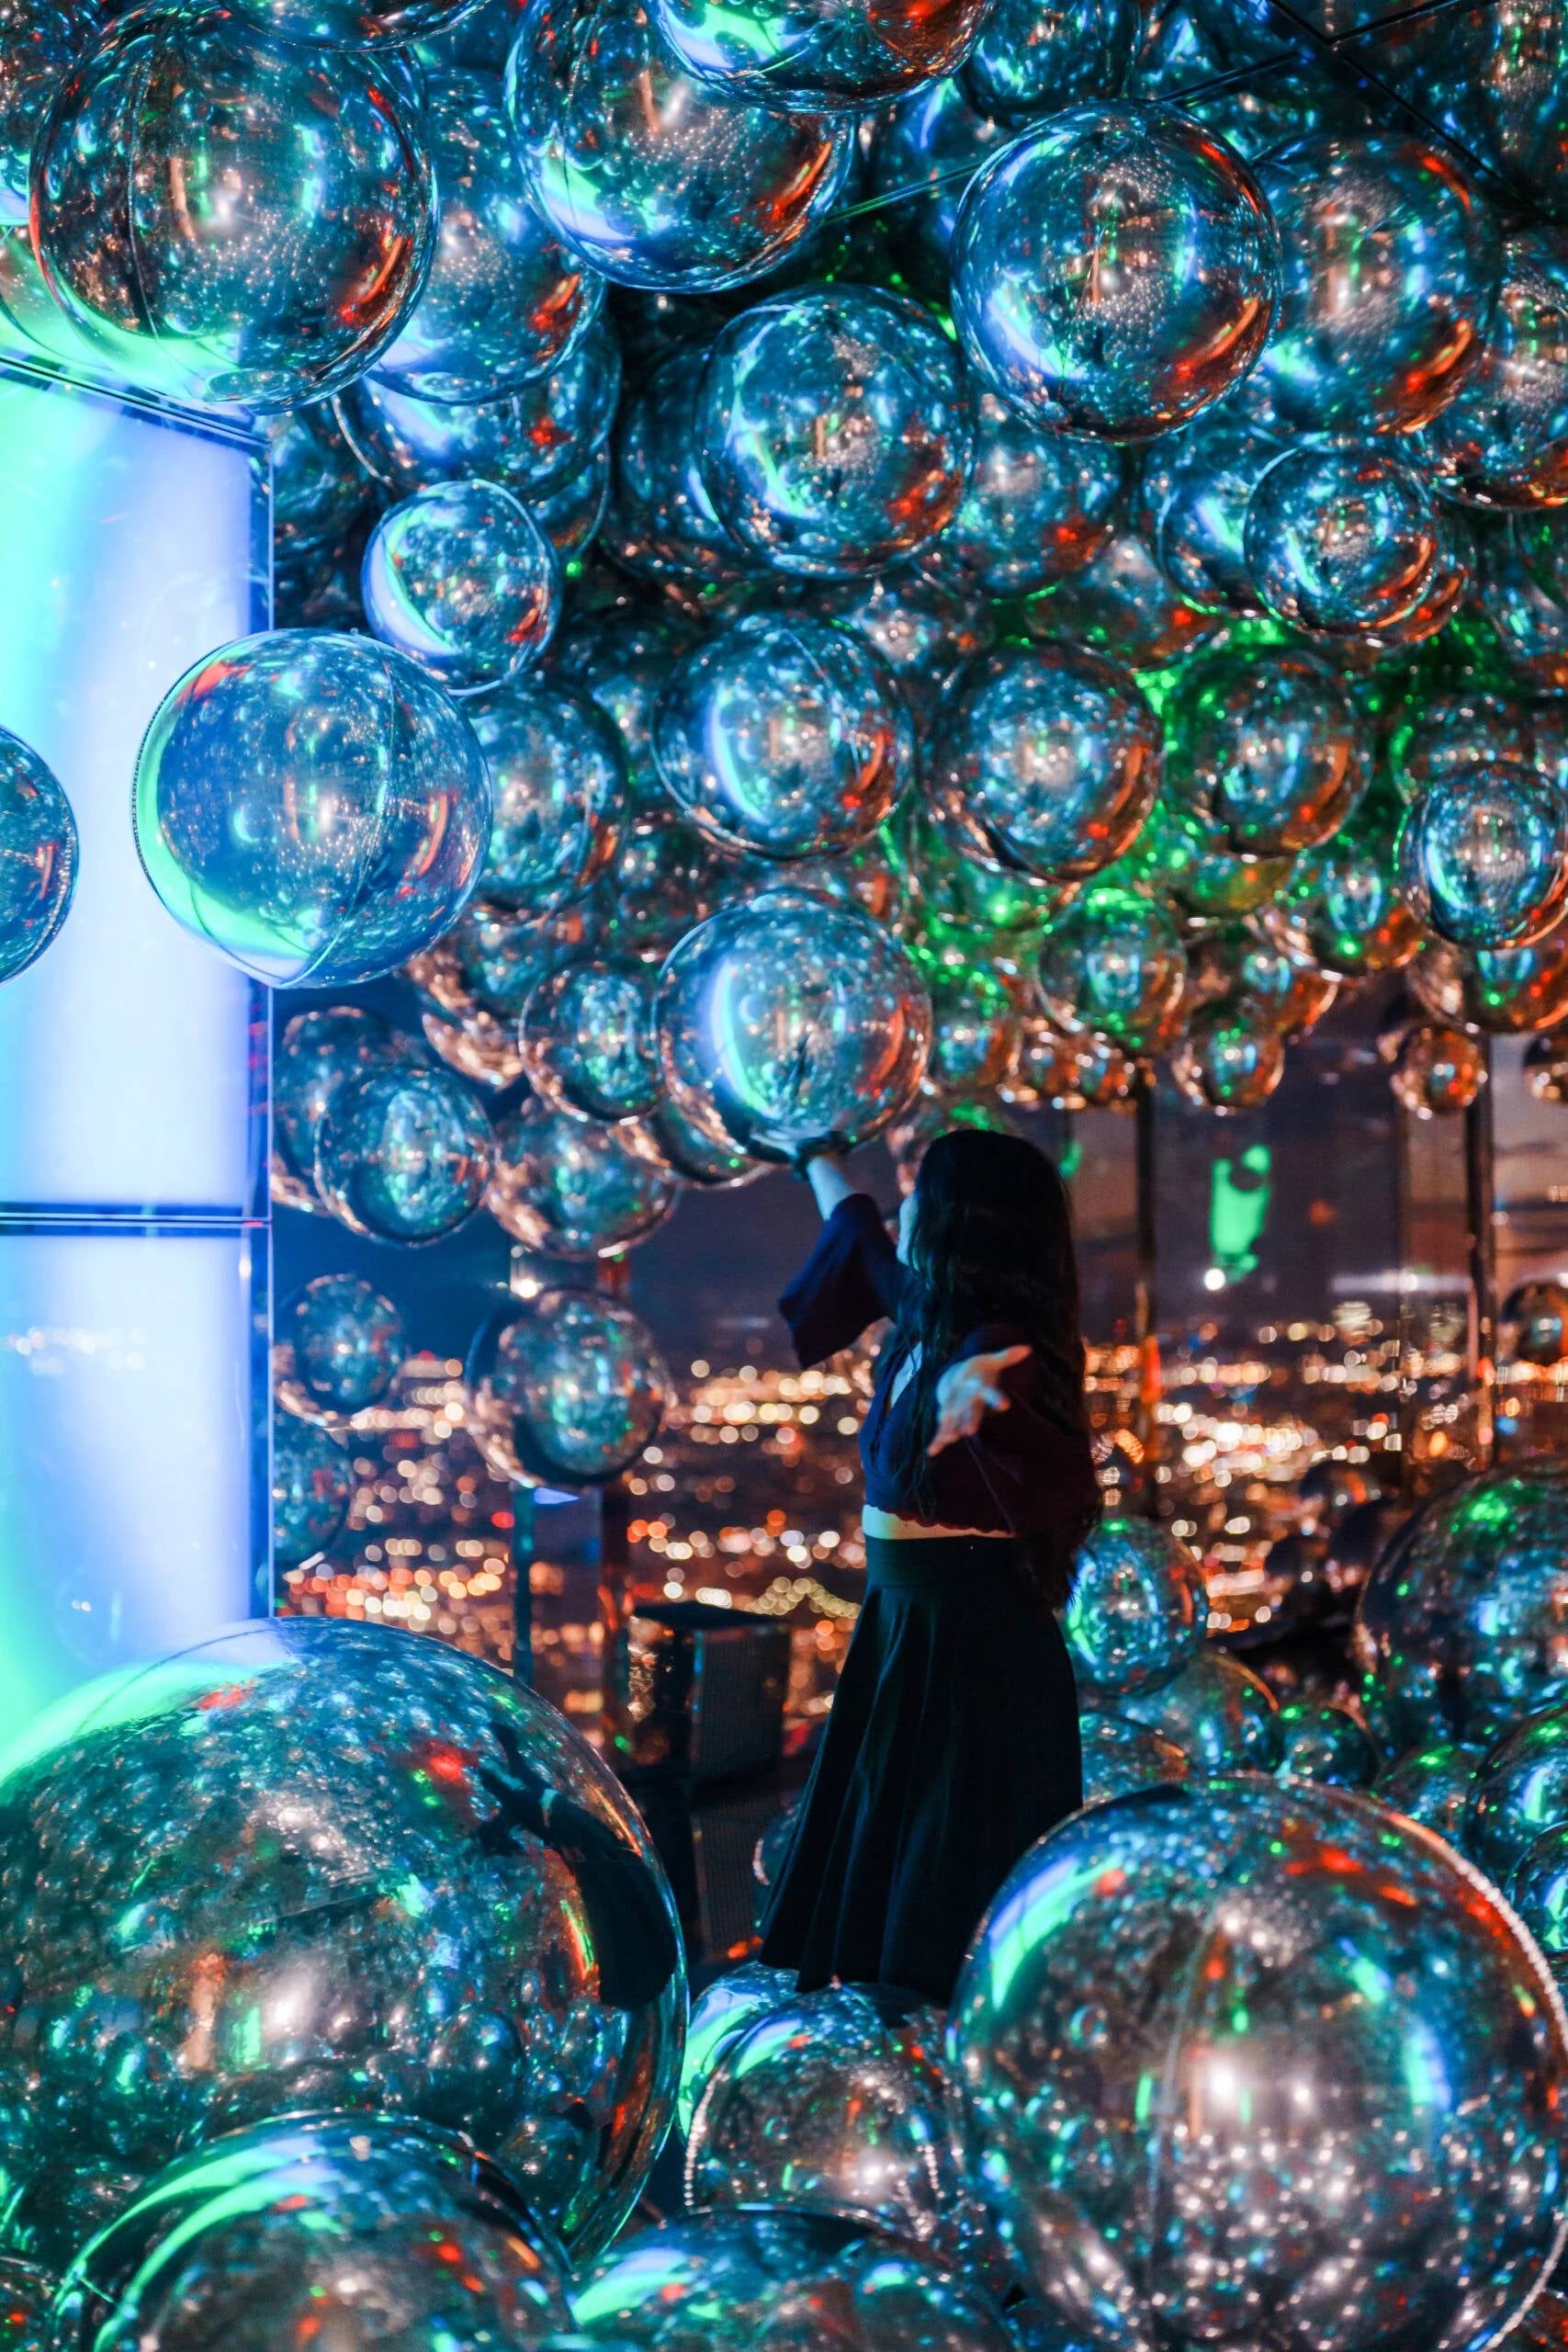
(759, 1125, 1099, 2007)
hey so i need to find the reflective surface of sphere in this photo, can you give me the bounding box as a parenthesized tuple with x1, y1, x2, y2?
(1172, 996, 1287, 1112)
(1037, 883, 1189, 1055)
(1389, 1019, 1488, 1117)
(134, 632, 491, 989)
(679, 1963, 795, 2137)
(1119, 1645, 1281, 1770)
(274, 1005, 412, 1182)
(931, 644, 1160, 885)
(657, 887, 931, 1160)
(947, 1781, 1568, 2349)
(1279, 820, 1424, 978)
(951, 102, 1281, 441)
(506, 0, 854, 292)
(32, 12, 434, 410)
(1463, 1702, 1568, 1888)
(316, 1063, 494, 1242)
(1475, 516, 1568, 691)
(1275, 1700, 1379, 1788)
(0, 0, 98, 226)
(871, 73, 1013, 297)
(0, 2256, 51, 2352)
(927, 973, 1020, 1093)
(369, 70, 601, 403)
(0, 1619, 683, 2269)
(554, 606, 701, 804)
(943, 391, 1123, 595)
(1503, 1279, 1568, 1367)
(1032, 526, 1221, 669)
(520, 956, 660, 1122)
(488, 1102, 676, 1256)
(649, 0, 993, 107)
(472, 682, 625, 918)
(1373, 1739, 1482, 1844)
(963, 0, 1141, 122)
(468, 1291, 669, 1486)
(1190, 922, 1337, 1037)
(0, 724, 75, 983)
(273, 1414, 353, 1566)
(1065, 1514, 1207, 1702)
(1246, 446, 1440, 635)
(603, 347, 754, 594)
(805, 564, 996, 733)
(1168, 646, 1368, 857)
(1397, 767, 1568, 950)
(1422, 232, 1568, 507)
(1136, 413, 1283, 614)
(1078, 1709, 1193, 1806)
(654, 615, 909, 859)
(363, 481, 560, 696)
(699, 286, 976, 576)
(278, 1273, 404, 1416)
(232, 0, 479, 40)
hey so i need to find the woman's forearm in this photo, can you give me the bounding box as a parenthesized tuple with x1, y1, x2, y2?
(805, 1152, 855, 1220)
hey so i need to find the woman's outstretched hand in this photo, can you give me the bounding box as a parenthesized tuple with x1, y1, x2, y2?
(929, 1344, 1032, 1454)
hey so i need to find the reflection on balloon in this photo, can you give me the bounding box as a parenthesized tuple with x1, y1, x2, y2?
(316, 1063, 494, 1242)
(649, 0, 993, 107)
(1078, 1709, 1192, 1805)
(943, 392, 1122, 596)
(472, 681, 624, 918)
(1502, 1279, 1568, 1367)
(274, 1006, 413, 1184)
(1168, 645, 1368, 857)
(603, 347, 754, 594)
(962, 0, 1141, 122)
(1474, 516, 1568, 691)
(1246, 445, 1442, 635)
(278, 1273, 404, 1416)
(1030, 529, 1221, 670)
(1373, 1739, 1481, 1843)
(927, 972, 1021, 1094)
(1276, 815, 1424, 978)
(803, 564, 997, 734)
(1038, 884, 1189, 1055)
(266, 403, 371, 563)
(1172, 995, 1287, 1112)
(1396, 766, 1568, 950)
(626, 1091, 764, 1188)
(1119, 1644, 1281, 1768)
(1421, 232, 1568, 508)
(363, 481, 560, 695)
(1065, 1514, 1206, 1702)
(0, 0, 99, 227)
(489, 1100, 676, 1256)
(528, 440, 611, 560)
(0, 2255, 52, 2352)
(1275, 1699, 1378, 1787)
(520, 956, 660, 1123)
(273, 1413, 353, 1566)
(871, 74, 1012, 298)
(0, 724, 75, 983)
(1137, 413, 1282, 614)
(468, 1290, 669, 1486)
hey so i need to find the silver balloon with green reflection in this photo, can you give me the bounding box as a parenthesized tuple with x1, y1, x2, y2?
(488, 1100, 676, 1257)
(1118, 1644, 1280, 1769)
(277, 1272, 404, 1417)
(1396, 765, 1568, 951)
(472, 681, 625, 919)
(363, 481, 561, 696)
(647, 0, 994, 107)
(1166, 643, 1369, 858)
(273, 1006, 413, 1184)
(1275, 1700, 1379, 1788)
(467, 1289, 669, 1487)
(1245, 444, 1443, 636)
(1172, 995, 1287, 1113)
(1065, 1514, 1207, 1703)
(271, 1412, 353, 1566)
(1372, 1738, 1482, 1844)
(1038, 882, 1189, 1055)
(941, 390, 1123, 597)
(316, 1062, 494, 1243)
(520, 956, 660, 1123)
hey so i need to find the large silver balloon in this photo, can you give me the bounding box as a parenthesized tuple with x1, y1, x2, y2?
(277, 1272, 404, 1417)
(520, 956, 660, 1122)
(950, 102, 1281, 442)
(602, 347, 755, 594)
(133, 631, 491, 989)
(1421, 232, 1568, 508)
(573, 2209, 1012, 2352)
(368, 70, 602, 402)
(489, 1101, 676, 1256)
(1064, 1514, 1207, 1703)
(316, 1062, 495, 1242)
(942, 392, 1123, 596)
(506, 0, 854, 293)
(1373, 1739, 1483, 1845)
(1078, 1710, 1192, 1806)
(0, 1619, 683, 2271)
(927, 972, 1021, 1093)
(30, 11, 434, 409)
(648, 0, 993, 107)
(947, 1780, 1568, 2350)
(655, 885, 931, 1160)
(962, 0, 1141, 123)
(467, 1290, 669, 1486)
(472, 682, 625, 918)
(274, 1005, 412, 1184)
(801, 564, 997, 736)
(1171, 995, 1287, 1113)
(1166, 645, 1368, 857)
(1135, 413, 1283, 615)
(931, 645, 1159, 886)
(1253, 132, 1495, 435)
(698, 285, 976, 577)
(50, 2113, 573, 2352)
(1189, 922, 1338, 1038)
(1245, 444, 1444, 636)
(1029, 527, 1221, 671)
(0, 724, 75, 984)
(1118, 1645, 1281, 1769)
(1396, 766, 1568, 951)
(653, 614, 910, 859)
(363, 481, 561, 695)
(272, 1412, 354, 1565)
(1037, 882, 1188, 1055)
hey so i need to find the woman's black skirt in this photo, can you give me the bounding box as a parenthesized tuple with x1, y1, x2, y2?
(758, 1532, 1082, 2007)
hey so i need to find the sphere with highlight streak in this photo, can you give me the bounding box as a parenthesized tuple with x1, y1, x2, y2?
(488, 1101, 676, 1257)
(1167, 646, 1368, 858)
(520, 956, 660, 1122)
(927, 973, 1021, 1094)
(1038, 884, 1188, 1055)
(962, 0, 1142, 123)
(1421, 232, 1568, 508)
(1172, 997, 1287, 1113)
(278, 1273, 404, 1416)
(1136, 413, 1283, 613)
(1078, 1711, 1192, 1806)
(472, 682, 625, 919)
(1275, 1701, 1378, 1788)
(316, 1063, 494, 1243)
(1389, 1021, 1488, 1117)
(678, 1963, 795, 2138)
(648, 0, 995, 108)
(1373, 1739, 1482, 1844)
(942, 392, 1122, 596)
(0, 725, 75, 984)
(1502, 1279, 1568, 1367)
(698, 285, 976, 578)
(1246, 445, 1440, 636)
(1475, 519, 1568, 692)
(0, 1619, 683, 2271)
(946, 1778, 1568, 2352)
(657, 887, 931, 1162)
(274, 1006, 413, 1183)
(1396, 766, 1568, 951)
(1118, 1645, 1280, 1770)
(266, 404, 370, 563)
(1464, 1702, 1568, 1888)
(0, 0, 98, 227)
(505, 0, 855, 294)
(133, 632, 491, 989)
(625, 1092, 764, 1189)
(1275, 819, 1423, 978)
(529, 440, 610, 560)
(273, 1414, 353, 1566)
(554, 606, 700, 805)
(31, 11, 434, 410)
(467, 1291, 668, 1487)
(1065, 1514, 1206, 1703)
(950, 102, 1281, 442)
(363, 481, 560, 696)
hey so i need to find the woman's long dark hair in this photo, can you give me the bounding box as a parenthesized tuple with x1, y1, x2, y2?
(890, 1127, 1097, 1605)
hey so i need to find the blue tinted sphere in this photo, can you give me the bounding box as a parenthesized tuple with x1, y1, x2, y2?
(1279, 816, 1423, 977)
(942, 390, 1122, 594)
(1079, 1711, 1191, 1806)
(468, 1290, 669, 1487)
(698, 284, 976, 576)
(1421, 232, 1568, 508)
(1118, 1645, 1280, 1768)
(654, 613, 910, 859)
(1396, 767, 1568, 951)
(1275, 1700, 1379, 1787)
(553, 606, 701, 803)
(1037, 880, 1188, 1052)
(1246, 445, 1440, 635)
(1168, 645, 1369, 857)
(273, 1005, 412, 1182)
(962, 0, 1141, 122)
(800, 564, 996, 736)
(678, 1964, 795, 2138)
(505, 0, 854, 293)
(1172, 992, 1287, 1112)
(133, 631, 491, 989)
(931, 643, 1161, 885)
(1373, 1739, 1482, 1843)
(527, 438, 609, 558)
(1461, 1705, 1568, 1888)
(951, 103, 1280, 442)
(369, 70, 603, 403)
(649, 0, 991, 107)
(0, 0, 99, 227)
(625, 1090, 764, 1188)
(0, 724, 74, 983)
(363, 481, 560, 695)
(1254, 132, 1496, 436)
(31, 12, 434, 410)
(520, 955, 660, 1121)
(316, 1063, 494, 1241)
(1136, 411, 1284, 613)
(948, 1780, 1568, 2348)
(280, 1272, 405, 1413)
(603, 346, 755, 592)
(1028, 526, 1222, 669)
(656, 885, 931, 1160)
(231, 0, 478, 40)
(265, 405, 370, 564)
(273, 1414, 353, 1565)
(1475, 515, 1568, 693)
(488, 1100, 676, 1256)
(1066, 1515, 1207, 1702)
(472, 680, 625, 916)
(871, 74, 1013, 299)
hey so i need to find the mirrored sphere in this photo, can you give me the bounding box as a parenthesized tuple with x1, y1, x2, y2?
(409, 896, 592, 1034)
(1396, 766, 1568, 950)
(278, 1272, 404, 1418)
(529, 440, 610, 560)
(51, 2112, 572, 2352)
(369, 70, 602, 402)
(231, 0, 477, 40)
(0, 1619, 682, 2268)
(134, 631, 491, 989)
(0, 724, 75, 983)
(1038, 883, 1189, 1055)
(1246, 445, 1440, 635)
(1078, 1709, 1192, 1805)
(573, 2209, 1012, 2352)
(0, 2256, 51, 2352)
(1136, 413, 1283, 613)
(273, 1414, 353, 1565)
(363, 481, 561, 695)
(947, 1780, 1568, 2348)
(554, 606, 700, 804)
(654, 614, 909, 859)
(931, 644, 1160, 885)
(656, 886, 931, 1160)
(1118, 1645, 1281, 1769)
(942, 391, 1123, 595)
(963, 0, 1141, 123)
(699, 284, 976, 576)
(472, 681, 625, 918)
(31, 12, 434, 410)
(0, 0, 98, 226)
(602, 346, 754, 593)
(679, 1963, 795, 2137)
(1373, 1739, 1482, 1844)
(1275, 1700, 1378, 1788)
(1507, 1827, 1568, 1984)
(1190, 922, 1338, 1037)
(1127, 792, 1292, 922)
(467, 1291, 669, 1486)
(1464, 1702, 1568, 1891)
(871, 74, 1013, 299)
(1277, 818, 1423, 977)
(950, 102, 1281, 442)
(266, 405, 370, 569)
(1254, 132, 1495, 435)
(488, 1101, 676, 1256)
(520, 956, 660, 1121)
(1065, 1513, 1207, 1702)
(1421, 232, 1568, 508)
(506, 0, 854, 293)
(1355, 1464, 1568, 1747)
(315, 1063, 494, 1241)
(1390, 1020, 1493, 1120)
(1171, 994, 1287, 1112)
(1475, 515, 1568, 692)
(624, 1091, 764, 1188)
(1168, 645, 1368, 857)
(927, 971, 1021, 1093)
(1503, 1278, 1568, 1367)
(273, 1006, 412, 1183)
(1388, 679, 1540, 801)
(649, 0, 992, 107)
(801, 564, 997, 735)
